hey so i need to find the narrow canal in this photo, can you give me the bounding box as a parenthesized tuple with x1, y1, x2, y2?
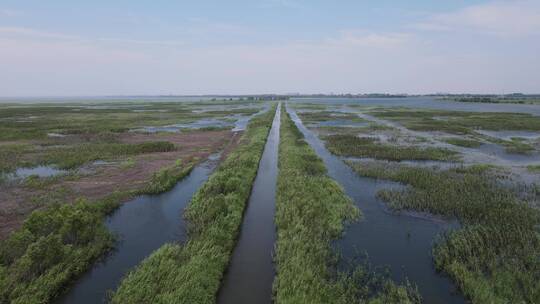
(56, 156, 220, 304)
(218, 103, 281, 304)
(286, 105, 465, 304)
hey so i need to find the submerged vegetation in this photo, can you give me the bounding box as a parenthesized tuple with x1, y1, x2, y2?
(274, 109, 420, 304)
(368, 108, 540, 133)
(348, 161, 540, 303)
(111, 104, 277, 304)
(325, 134, 457, 161)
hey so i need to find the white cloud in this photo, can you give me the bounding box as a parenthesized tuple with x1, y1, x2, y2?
(414, 0, 540, 36)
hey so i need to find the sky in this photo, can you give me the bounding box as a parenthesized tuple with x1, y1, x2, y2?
(0, 0, 539, 96)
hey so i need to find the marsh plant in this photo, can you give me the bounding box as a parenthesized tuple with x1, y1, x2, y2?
(325, 134, 457, 161)
(0, 197, 119, 304)
(348, 161, 540, 304)
(273, 110, 420, 304)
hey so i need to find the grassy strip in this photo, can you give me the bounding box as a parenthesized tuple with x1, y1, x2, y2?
(274, 110, 420, 304)
(0, 195, 120, 304)
(300, 111, 365, 123)
(141, 159, 194, 194)
(111, 104, 277, 304)
(44, 141, 176, 169)
(325, 134, 457, 161)
(526, 164, 540, 172)
(443, 138, 482, 148)
(348, 161, 540, 303)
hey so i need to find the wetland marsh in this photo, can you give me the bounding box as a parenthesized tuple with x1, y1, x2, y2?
(1, 96, 539, 304)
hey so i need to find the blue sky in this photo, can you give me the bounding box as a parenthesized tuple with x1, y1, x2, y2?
(0, 0, 539, 96)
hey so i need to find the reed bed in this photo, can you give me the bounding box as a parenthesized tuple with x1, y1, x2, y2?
(0, 196, 120, 304)
(141, 160, 194, 194)
(325, 134, 457, 161)
(348, 161, 540, 303)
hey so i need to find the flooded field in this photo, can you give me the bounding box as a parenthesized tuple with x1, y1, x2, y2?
(1, 97, 539, 304)
(287, 107, 464, 303)
(289, 98, 540, 304)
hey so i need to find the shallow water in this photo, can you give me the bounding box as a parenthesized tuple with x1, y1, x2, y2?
(55, 157, 218, 304)
(218, 103, 280, 304)
(344, 157, 460, 171)
(10, 165, 67, 180)
(315, 120, 368, 128)
(232, 103, 271, 132)
(476, 130, 540, 140)
(132, 104, 270, 133)
(291, 96, 540, 116)
(476, 143, 540, 163)
(287, 105, 465, 304)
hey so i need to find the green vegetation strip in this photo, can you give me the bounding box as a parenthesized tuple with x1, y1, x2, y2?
(443, 138, 482, 148)
(348, 161, 540, 303)
(45, 141, 176, 170)
(325, 134, 457, 161)
(274, 110, 420, 304)
(111, 104, 277, 304)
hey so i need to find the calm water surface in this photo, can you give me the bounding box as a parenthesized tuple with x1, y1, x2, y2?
(218, 103, 280, 304)
(56, 158, 218, 304)
(291, 96, 540, 115)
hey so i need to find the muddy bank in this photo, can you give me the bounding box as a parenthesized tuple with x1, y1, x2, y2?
(0, 130, 236, 240)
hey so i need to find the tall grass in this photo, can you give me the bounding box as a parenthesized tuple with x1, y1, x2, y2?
(326, 134, 457, 161)
(141, 160, 194, 194)
(348, 161, 540, 303)
(0, 196, 120, 304)
(110, 104, 277, 304)
(274, 110, 420, 304)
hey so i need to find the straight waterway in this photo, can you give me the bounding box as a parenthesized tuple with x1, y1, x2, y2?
(55, 156, 220, 304)
(286, 105, 465, 304)
(217, 103, 281, 304)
